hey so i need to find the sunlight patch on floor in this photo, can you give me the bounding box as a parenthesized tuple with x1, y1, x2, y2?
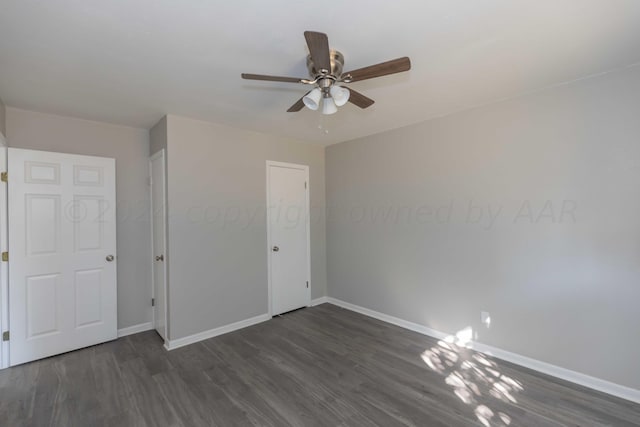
(421, 327, 523, 426)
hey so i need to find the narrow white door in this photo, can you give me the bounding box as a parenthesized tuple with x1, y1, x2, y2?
(8, 148, 117, 366)
(150, 150, 167, 340)
(267, 161, 310, 315)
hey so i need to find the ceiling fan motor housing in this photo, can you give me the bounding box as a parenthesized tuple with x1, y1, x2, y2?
(307, 50, 344, 81)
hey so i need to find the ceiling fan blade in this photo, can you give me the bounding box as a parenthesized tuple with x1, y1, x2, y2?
(241, 73, 304, 83)
(347, 88, 375, 109)
(287, 92, 310, 112)
(344, 57, 411, 82)
(304, 31, 331, 72)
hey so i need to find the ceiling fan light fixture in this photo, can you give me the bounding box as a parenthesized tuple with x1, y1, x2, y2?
(303, 88, 322, 110)
(330, 85, 350, 107)
(322, 96, 338, 115)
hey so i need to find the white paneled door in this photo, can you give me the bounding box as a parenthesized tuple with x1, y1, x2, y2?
(8, 148, 117, 366)
(267, 161, 310, 316)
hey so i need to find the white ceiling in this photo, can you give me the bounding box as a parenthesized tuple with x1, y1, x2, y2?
(1, 1, 640, 145)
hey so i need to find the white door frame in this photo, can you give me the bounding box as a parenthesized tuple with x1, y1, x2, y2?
(0, 134, 8, 369)
(265, 160, 311, 316)
(149, 149, 168, 342)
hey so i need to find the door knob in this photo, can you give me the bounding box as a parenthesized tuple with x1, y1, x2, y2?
(106, 255, 115, 262)
(272, 246, 279, 252)
(155, 255, 164, 261)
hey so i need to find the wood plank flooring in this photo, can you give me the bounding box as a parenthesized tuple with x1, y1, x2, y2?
(1, 303, 639, 426)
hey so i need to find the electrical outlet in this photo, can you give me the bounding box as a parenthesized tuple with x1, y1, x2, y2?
(481, 311, 491, 328)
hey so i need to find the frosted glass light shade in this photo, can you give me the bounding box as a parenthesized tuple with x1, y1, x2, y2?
(330, 85, 350, 107)
(303, 88, 322, 110)
(322, 97, 338, 115)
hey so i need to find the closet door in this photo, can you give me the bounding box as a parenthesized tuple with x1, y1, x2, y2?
(150, 149, 167, 340)
(267, 161, 310, 316)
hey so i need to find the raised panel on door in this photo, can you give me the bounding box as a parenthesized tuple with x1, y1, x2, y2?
(73, 165, 103, 186)
(74, 268, 103, 328)
(25, 195, 60, 256)
(26, 274, 61, 338)
(268, 162, 310, 316)
(8, 148, 117, 366)
(25, 161, 60, 185)
(73, 196, 105, 252)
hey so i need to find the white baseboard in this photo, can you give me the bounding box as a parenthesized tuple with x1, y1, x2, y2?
(327, 297, 450, 340)
(310, 296, 329, 306)
(468, 340, 640, 404)
(325, 297, 640, 404)
(164, 313, 270, 351)
(117, 322, 154, 338)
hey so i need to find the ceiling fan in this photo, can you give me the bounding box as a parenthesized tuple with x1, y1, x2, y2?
(241, 31, 411, 115)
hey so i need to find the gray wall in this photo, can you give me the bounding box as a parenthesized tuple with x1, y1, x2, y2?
(166, 115, 326, 339)
(326, 65, 640, 389)
(6, 108, 152, 330)
(150, 116, 167, 155)
(0, 96, 6, 138)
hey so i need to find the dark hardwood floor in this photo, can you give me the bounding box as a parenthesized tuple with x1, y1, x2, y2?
(1, 303, 639, 426)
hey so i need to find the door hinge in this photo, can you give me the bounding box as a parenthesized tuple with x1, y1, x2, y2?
(1, 252, 7, 262)
(2, 331, 8, 341)
(0, 172, 7, 183)
(304, 181, 307, 189)
(151, 298, 155, 307)
(306, 281, 309, 288)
